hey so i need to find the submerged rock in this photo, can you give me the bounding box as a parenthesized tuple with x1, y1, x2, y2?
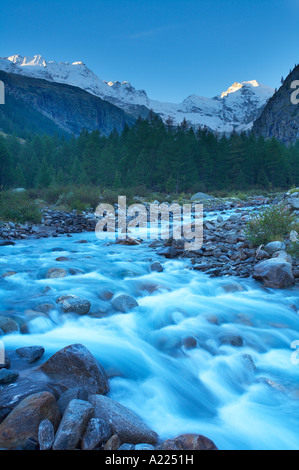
(150, 261, 163, 272)
(60, 297, 91, 315)
(0, 317, 19, 335)
(111, 294, 138, 313)
(46, 268, 67, 279)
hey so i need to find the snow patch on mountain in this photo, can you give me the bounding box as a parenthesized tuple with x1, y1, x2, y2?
(0, 54, 275, 133)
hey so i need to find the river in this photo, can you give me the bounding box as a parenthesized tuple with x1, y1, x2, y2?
(0, 227, 298, 450)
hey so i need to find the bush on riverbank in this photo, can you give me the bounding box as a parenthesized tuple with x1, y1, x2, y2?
(245, 204, 295, 247)
(0, 191, 42, 224)
(288, 241, 299, 259)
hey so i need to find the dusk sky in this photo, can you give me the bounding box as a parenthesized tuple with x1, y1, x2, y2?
(0, 0, 298, 102)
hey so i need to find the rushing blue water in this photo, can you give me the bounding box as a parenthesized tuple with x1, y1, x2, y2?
(0, 230, 298, 450)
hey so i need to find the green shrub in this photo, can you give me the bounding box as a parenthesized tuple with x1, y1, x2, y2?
(0, 191, 42, 224)
(287, 241, 299, 259)
(245, 204, 295, 247)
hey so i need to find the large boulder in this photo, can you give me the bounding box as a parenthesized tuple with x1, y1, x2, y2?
(191, 192, 215, 202)
(39, 344, 109, 395)
(88, 395, 158, 445)
(0, 392, 60, 449)
(253, 258, 295, 288)
(53, 399, 94, 450)
(264, 241, 285, 255)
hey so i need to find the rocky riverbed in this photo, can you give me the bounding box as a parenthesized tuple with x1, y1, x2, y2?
(0, 343, 218, 450)
(0, 191, 298, 451)
(1, 192, 298, 289)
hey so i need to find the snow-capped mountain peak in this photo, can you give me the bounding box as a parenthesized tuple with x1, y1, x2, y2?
(0, 54, 275, 133)
(221, 80, 262, 98)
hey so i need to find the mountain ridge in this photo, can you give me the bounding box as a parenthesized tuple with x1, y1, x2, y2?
(0, 69, 135, 137)
(0, 54, 274, 133)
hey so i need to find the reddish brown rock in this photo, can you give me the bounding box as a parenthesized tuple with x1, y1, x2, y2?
(158, 433, 218, 450)
(0, 392, 60, 449)
(39, 344, 109, 395)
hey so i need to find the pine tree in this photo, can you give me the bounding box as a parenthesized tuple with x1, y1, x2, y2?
(36, 158, 52, 188)
(0, 137, 12, 187)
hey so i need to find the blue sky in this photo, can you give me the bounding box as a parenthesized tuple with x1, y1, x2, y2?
(0, 0, 298, 101)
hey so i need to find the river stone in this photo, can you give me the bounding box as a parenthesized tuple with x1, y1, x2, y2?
(57, 388, 89, 416)
(111, 294, 139, 313)
(81, 417, 112, 450)
(157, 246, 178, 259)
(0, 317, 19, 334)
(46, 268, 67, 279)
(158, 433, 218, 450)
(88, 395, 158, 445)
(288, 198, 299, 210)
(135, 443, 156, 450)
(53, 399, 94, 450)
(16, 346, 45, 364)
(1, 271, 17, 278)
(118, 443, 135, 450)
(0, 392, 60, 450)
(219, 334, 244, 347)
(56, 294, 78, 303)
(221, 283, 245, 293)
(104, 434, 121, 450)
(0, 378, 58, 417)
(264, 241, 285, 255)
(150, 262, 163, 272)
(59, 298, 91, 315)
(253, 258, 295, 288)
(272, 250, 293, 264)
(98, 289, 114, 301)
(38, 419, 55, 450)
(0, 369, 19, 384)
(39, 344, 109, 395)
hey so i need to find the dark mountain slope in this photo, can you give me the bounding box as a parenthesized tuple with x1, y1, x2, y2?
(0, 70, 135, 137)
(253, 65, 299, 145)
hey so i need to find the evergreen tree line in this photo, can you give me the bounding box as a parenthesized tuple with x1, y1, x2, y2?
(0, 114, 298, 194)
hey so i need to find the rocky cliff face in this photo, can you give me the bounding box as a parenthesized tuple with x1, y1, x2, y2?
(253, 65, 299, 145)
(0, 70, 135, 136)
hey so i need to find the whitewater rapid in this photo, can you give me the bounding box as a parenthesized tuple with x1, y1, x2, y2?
(0, 230, 298, 450)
